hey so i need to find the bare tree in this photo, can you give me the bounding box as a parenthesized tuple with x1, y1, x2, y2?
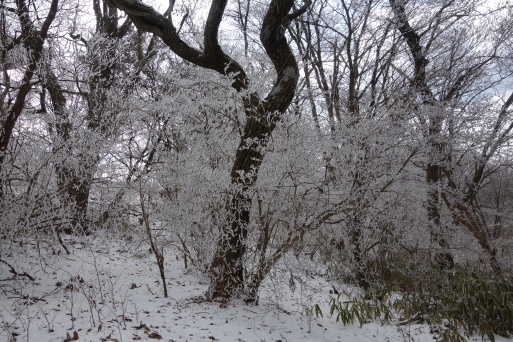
(288, 0, 413, 289)
(36, 0, 134, 234)
(0, 0, 59, 195)
(389, 0, 513, 274)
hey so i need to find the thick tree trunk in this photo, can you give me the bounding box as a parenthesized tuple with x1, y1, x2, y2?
(207, 106, 277, 298)
(208, 192, 251, 297)
(55, 170, 92, 234)
(349, 223, 369, 290)
(43, 68, 89, 234)
(426, 134, 454, 270)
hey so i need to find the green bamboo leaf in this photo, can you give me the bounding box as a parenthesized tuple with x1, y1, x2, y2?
(314, 304, 323, 318)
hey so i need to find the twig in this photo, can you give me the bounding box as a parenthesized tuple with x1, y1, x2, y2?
(55, 229, 71, 255)
(397, 312, 423, 326)
(146, 284, 155, 295)
(0, 257, 35, 281)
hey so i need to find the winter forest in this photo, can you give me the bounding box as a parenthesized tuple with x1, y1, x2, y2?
(1, 0, 513, 341)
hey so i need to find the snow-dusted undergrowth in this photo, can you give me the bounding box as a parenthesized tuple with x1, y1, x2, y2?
(1, 233, 509, 342)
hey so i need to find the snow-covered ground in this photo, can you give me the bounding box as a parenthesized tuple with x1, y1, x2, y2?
(0, 233, 510, 342)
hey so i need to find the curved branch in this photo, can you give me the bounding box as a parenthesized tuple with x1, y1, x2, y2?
(260, 0, 301, 117)
(108, 0, 203, 61)
(108, 0, 249, 91)
(204, 0, 227, 56)
(287, 0, 312, 21)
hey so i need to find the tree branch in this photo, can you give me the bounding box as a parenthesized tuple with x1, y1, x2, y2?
(204, 0, 227, 56)
(260, 0, 304, 117)
(108, 0, 250, 91)
(287, 0, 312, 21)
(389, 0, 431, 98)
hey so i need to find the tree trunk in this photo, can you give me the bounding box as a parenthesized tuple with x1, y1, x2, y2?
(39, 1, 130, 234)
(426, 127, 454, 270)
(390, 0, 454, 269)
(207, 103, 282, 298)
(55, 171, 92, 234)
(208, 192, 251, 297)
(349, 223, 369, 290)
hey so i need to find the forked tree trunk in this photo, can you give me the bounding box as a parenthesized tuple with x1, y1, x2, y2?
(110, 0, 308, 299)
(39, 1, 130, 234)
